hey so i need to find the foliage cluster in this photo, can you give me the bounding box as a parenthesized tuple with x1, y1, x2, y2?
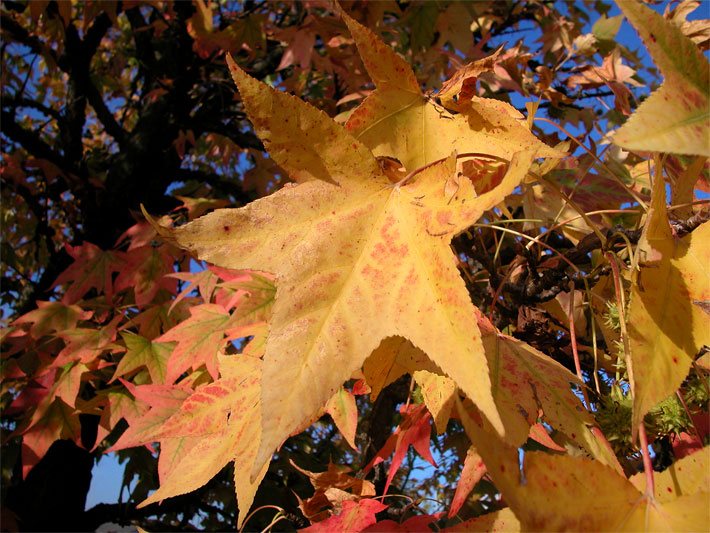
(1, 1, 708, 531)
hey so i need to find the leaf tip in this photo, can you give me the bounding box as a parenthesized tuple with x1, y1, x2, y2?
(140, 204, 176, 244)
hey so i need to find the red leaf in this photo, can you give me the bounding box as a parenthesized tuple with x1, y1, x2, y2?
(115, 221, 158, 251)
(114, 245, 177, 307)
(53, 242, 122, 303)
(300, 499, 388, 533)
(672, 410, 709, 459)
(365, 404, 436, 494)
(362, 514, 441, 532)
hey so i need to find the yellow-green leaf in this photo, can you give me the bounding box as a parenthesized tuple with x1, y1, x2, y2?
(613, 0, 710, 155)
(457, 397, 709, 532)
(630, 447, 709, 502)
(113, 332, 172, 385)
(626, 171, 710, 435)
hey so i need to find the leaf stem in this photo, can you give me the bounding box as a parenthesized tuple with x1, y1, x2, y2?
(534, 117, 648, 210)
(567, 280, 590, 408)
(605, 252, 633, 386)
(393, 152, 509, 188)
(239, 505, 285, 533)
(637, 422, 655, 500)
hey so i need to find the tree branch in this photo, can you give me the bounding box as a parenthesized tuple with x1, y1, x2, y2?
(0, 12, 59, 64)
(4, 95, 62, 121)
(0, 110, 81, 177)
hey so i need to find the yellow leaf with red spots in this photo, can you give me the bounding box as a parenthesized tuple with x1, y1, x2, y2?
(626, 168, 710, 436)
(341, 11, 562, 171)
(149, 56, 540, 479)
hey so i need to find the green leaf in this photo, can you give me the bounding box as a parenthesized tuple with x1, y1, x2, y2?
(592, 14, 623, 41)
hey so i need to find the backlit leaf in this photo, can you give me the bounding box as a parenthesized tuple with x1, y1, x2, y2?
(443, 508, 520, 532)
(365, 403, 436, 494)
(157, 303, 248, 383)
(341, 11, 562, 170)
(629, 447, 709, 501)
(324, 387, 359, 451)
(613, 1, 710, 155)
(457, 397, 709, 532)
(112, 332, 172, 385)
(448, 445, 487, 518)
(134, 356, 266, 528)
(152, 58, 539, 476)
(626, 170, 710, 435)
(301, 499, 388, 532)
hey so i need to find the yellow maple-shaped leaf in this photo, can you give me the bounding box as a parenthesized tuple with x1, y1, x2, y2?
(513, 452, 709, 531)
(626, 169, 710, 435)
(340, 10, 562, 171)
(154, 56, 538, 477)
(630, 447, 709, 502)
(138, 355, 267, 528)
(613, 0, 710, 156)
(457, 397, 709, 532)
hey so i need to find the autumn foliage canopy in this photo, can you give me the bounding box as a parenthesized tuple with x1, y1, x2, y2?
(1, 0, 709, 531)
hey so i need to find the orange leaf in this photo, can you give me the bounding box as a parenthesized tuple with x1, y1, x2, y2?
(52, 242, 122, 303)
(114, 245, 177, 307)
(135, 355, 266, 528)
(448, 445, 487, 518)
(324, 387, 359, 451)
(157, 303, 248, 382)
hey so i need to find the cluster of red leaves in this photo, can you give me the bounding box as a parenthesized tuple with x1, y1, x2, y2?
(2, 204, 269, 478)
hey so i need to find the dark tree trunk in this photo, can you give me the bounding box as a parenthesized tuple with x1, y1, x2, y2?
(6, 442, 94, 532)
